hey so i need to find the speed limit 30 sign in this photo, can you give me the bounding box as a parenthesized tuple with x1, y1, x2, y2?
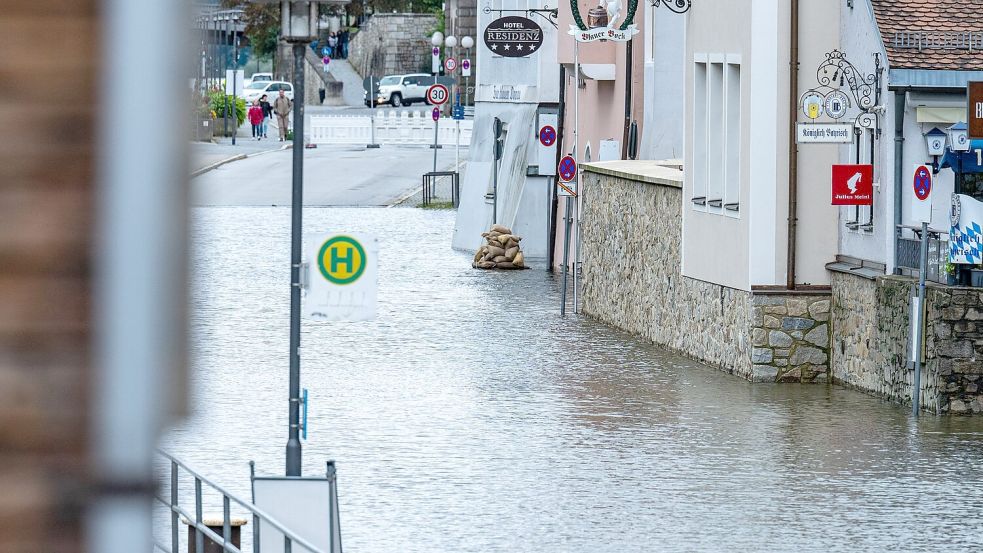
(427, 84, 449, 106)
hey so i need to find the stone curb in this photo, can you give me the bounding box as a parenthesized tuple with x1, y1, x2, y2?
(190, 143, 292, 178)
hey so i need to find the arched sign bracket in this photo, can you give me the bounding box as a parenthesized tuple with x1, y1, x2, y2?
(649, 0, 692, 13)
(483, 5, 558, 28)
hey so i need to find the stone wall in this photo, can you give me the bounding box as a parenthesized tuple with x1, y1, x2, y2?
(832, 271, 983, 414)
(348, 14, 438, 79)
(750, 293, 832, 383)
(580, 166, 753, 379)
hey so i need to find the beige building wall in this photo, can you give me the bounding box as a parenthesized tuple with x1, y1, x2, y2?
(683, 0, 840, 291)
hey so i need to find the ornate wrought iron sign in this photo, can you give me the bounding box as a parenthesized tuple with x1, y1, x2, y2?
(568, 0, 640, 42)
(484, 16, 545, 57)
(799, 50, 882, 131)
(651, 0, 691, 12)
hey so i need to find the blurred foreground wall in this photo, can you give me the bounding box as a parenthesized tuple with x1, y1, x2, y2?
(0, 1, 98, 551)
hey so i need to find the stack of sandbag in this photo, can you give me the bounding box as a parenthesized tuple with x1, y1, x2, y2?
(472, 224, 529, 270)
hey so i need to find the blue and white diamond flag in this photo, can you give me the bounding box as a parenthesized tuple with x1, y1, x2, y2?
(950, 194, 983, 265)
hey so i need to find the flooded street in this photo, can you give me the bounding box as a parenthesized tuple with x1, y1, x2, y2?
(163, 206, 983, 552)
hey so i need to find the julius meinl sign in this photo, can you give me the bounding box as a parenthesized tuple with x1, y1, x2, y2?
(484, 16, 544, 58)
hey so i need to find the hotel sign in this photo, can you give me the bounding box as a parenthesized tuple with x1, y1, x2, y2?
(484, 16, 544, 58)
(796, 123, 854, 144)
(970, 81, 983, 140)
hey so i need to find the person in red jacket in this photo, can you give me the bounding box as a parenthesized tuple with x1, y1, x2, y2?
(248, 100, 264, 140)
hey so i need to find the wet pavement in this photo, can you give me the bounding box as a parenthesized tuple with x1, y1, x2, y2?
(160, 206, 983, 552)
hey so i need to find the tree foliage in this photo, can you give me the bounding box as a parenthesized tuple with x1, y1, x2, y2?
(222, 1, 280, 58)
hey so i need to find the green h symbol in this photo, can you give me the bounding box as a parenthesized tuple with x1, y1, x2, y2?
(331, 245, 354, 273)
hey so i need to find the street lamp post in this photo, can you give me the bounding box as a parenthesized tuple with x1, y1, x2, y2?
(249, 0, 321, 478)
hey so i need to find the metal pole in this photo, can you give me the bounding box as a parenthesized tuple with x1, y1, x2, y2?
(222, 16, 229, 137)
(286, 42, 305, 477)
(493, 147, 498, 225)
(912, 221, 929, 416)
(232, 16, 238, 146)
(455, 118, 460, 169)
(433, 117, 439, 173)
(561, 196, 572, 317)
(572, 198, 579, 313)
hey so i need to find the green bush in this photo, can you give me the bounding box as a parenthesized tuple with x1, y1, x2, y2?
(209, 91, 247, 125)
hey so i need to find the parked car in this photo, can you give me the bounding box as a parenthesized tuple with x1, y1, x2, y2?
(241, 81, 293, 104)
(246, 72, 273, 87)
(364, 73, 444, 107)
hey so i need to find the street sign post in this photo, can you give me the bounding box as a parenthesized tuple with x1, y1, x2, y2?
(431, 106, 441, 172)
(831, 164, 873, 205)
(305, 233, 379, 322)
(911, 164, 933, 223)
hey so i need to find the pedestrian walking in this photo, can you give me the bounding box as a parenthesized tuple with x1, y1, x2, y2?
(259, 94, 272, 139)
(340, 29, 349, 59)
(273, 89, 293, 141)
(327, 32, 338, 58)
(248, 100, 264, 140)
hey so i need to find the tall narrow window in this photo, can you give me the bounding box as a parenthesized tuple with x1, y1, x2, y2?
(692, 59, 708, 210)
(724, 62, 741, 215)
(707, 61, 724, 210)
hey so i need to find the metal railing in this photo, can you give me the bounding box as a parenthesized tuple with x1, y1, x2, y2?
(422, 171, 460, 207)
(896, 225, 949, 284)
(154, 450, 327, 553)
(309, 112, 474, 146)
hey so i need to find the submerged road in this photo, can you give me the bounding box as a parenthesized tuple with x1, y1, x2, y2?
(159, 204, 983, 553)
(191, 144, 461, 207)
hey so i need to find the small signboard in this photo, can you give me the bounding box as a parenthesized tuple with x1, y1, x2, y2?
(432, 107, 440, 122)
(970, 81, 983, 139)
(225, 69, 244, 95)
(305, 233, 378, 321)
(538, 116, 558, 176)
(462, 58, 472, 77)
(444, 57, 457, 72)
(558, 155, 577, 183)
(426, 84, 449, 106)
(831, 164, 873, 206)
(432, 46, 440, 74)
(950, 194, 983, 265)
(484, 16, 544, 57)
(797, 123, 854, 143)
(452, 104, 465, 120)
(910, 164, 933, 223)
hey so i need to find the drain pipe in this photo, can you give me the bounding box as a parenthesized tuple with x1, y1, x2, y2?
(548, 65, 567, 272)
(786, 0, 799, 290)
(893, 88, 907, 273)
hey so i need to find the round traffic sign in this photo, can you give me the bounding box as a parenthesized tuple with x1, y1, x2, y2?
(462, 59, 471, 70)
(558, 155, 577, 183)
(432, 46, 440, 56)
(913, 165, 932, 201)
(539, 125, 557, 147)
(444, 57, 457, 72)
(432, 107, 440, 122)
(427, 84, 449, 106)
(317, 236, 366, 285)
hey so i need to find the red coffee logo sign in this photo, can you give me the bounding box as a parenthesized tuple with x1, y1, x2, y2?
(831, 164, 874, 206)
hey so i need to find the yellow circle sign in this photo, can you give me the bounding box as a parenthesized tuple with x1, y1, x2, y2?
(317, 236, 366, 285)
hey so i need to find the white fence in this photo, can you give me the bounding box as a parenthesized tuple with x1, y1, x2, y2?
(309, 110, 473, 146)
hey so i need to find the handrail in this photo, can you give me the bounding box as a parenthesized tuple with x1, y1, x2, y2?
(155, 449, 328, 553)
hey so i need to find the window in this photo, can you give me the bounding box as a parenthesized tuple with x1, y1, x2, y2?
(692, 58, 708, 209)
(692, 54, 742, 216)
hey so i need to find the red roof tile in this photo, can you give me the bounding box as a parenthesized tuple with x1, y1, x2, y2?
(870, 0, 983, 71)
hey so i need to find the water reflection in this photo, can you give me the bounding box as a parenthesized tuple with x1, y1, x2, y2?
(161, 207, 983, 553)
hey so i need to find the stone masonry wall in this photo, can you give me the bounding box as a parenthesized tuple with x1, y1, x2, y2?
(832, 271, 983, 414)
(348, 14, 439, 79)
(750, 294, 832, 383)
(580, 169, 753, 379)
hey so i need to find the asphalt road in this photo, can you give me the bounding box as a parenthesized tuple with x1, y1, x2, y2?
(191, 144, 462, 207)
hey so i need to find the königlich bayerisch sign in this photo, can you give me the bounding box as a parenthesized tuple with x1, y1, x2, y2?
(484, 16, 544, 58)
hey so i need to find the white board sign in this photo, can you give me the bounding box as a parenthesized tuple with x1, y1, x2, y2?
(225, 69, 244, 95)
(796, 123, 854, 143)
(537, 114, 558, 176)
(253, 477, 342, 553)
(910, 165, 934, 224)
(305, 233, 378, 321)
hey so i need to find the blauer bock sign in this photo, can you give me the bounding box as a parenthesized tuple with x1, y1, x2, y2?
(484, 16, 544, 58)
